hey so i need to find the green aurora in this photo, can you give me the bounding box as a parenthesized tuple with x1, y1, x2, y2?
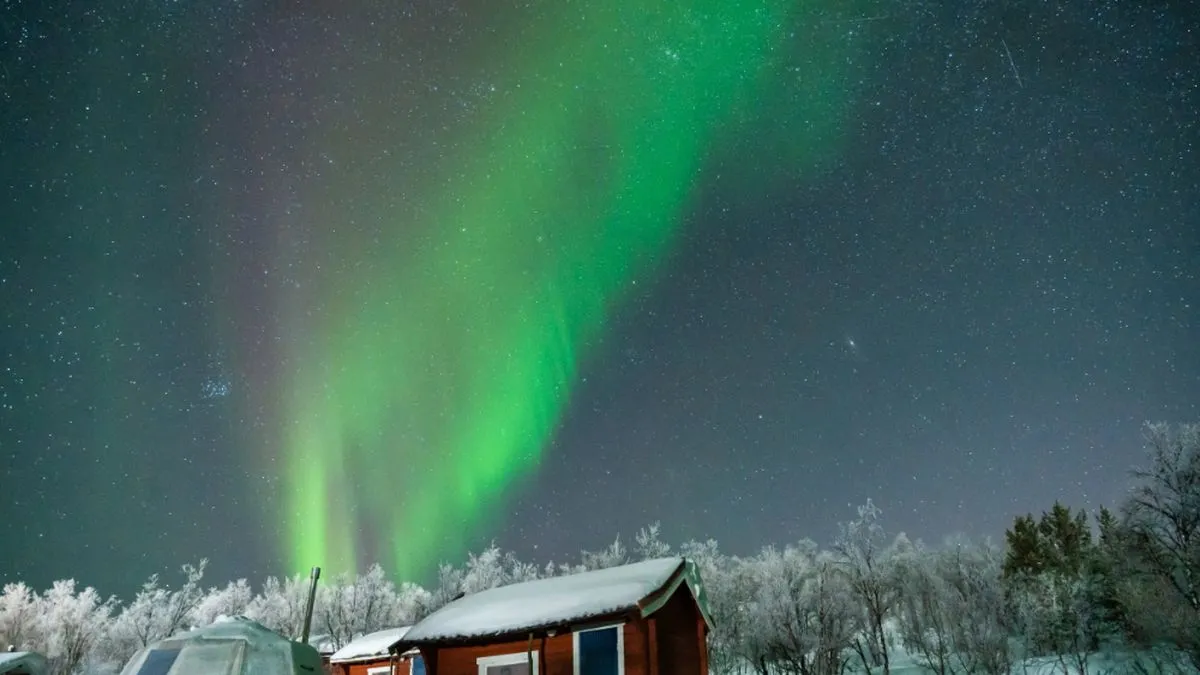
(281, 0, 868, 577)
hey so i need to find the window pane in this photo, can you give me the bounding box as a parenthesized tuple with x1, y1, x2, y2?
(135, 649, 181, 675)
(487, 662, 530, 675)
(169, 640, 245, 675)
(578, 628, 619, 675)
(412, 656, 427, 675)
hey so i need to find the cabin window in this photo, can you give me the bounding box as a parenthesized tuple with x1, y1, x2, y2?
(367, 667, 392, 675)
(412, 655, 427, 675)
(573, 625, 623, 675)
(476, 650, 539, 675)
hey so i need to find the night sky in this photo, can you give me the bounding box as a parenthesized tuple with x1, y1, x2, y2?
(1, 0, 1196, 597)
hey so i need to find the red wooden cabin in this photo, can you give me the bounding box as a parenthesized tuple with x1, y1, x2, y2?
(330, 627, 424, 675)
(389, 557, 712, 675)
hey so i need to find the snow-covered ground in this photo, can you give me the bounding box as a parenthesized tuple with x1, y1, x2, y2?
(839, 646, 1197, 675)
(780, 618, 1198, 675)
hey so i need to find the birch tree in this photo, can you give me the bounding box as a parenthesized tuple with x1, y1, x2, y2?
(320, 564, 403, 648)
(243, 573, 318, 639)
(834, 500, 896, 675)
(38, 580, 116, 675)
(1120, 422, 1200, 666)
(0, 582, 41, 651)
(106, 560, 207, 659)
(635, 523, 672, 560)
(192, 579, 254, 627)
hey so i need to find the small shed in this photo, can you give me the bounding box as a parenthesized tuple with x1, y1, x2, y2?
(118, 616, 322, 675)
(330, 627, 424, 675)
(391, 557, 711, 675)
(0, 652, 48, 675)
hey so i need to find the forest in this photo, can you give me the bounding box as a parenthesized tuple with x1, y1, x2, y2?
(2, 422, 1198, 675)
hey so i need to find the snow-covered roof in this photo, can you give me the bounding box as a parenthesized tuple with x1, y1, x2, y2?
(306, 633, 337, 656)
(398, 557, 709, 646)
(118, 617, 321, 675)
(330, 627, 413, 664)
(0, 652, 47, 675)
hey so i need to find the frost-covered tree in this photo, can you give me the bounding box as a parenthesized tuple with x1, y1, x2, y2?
(834, 500, 896, 675)
(0, 582, 41, 651)
(243, 574, 315, 639)
(928, 538, 1013, 675)
(1010, 572, 1103, 675)
(424, 544, 539, 615)
(461, 545, 508, 596)
(395, 581, 433, 623)
(892, 537, 958, 675)
(1120, 422, 1200, 666)
(755, 543, 815, 673)
(713, 566, 761, 675)
(192, 579, 254, 628)
(748, 541, 856, 675)
(505, 551, 540, 585)
(320, 564, 404, 648)
(38, 580, 116, 675)
(106, 560, 207, 660)
(421, 562, 466, 616)
(579, 536, 629, 572)
(635, 523, 672, 560)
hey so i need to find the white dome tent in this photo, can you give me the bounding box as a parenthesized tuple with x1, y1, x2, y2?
(118, 617, 322, 675)
(0, 651, 48, 675)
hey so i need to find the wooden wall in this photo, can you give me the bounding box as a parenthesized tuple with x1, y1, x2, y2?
(419, 589, 708, 675)
(649, 587, 705, 675)
(423, 621, 653, 675)
(332, 655, 416, 675)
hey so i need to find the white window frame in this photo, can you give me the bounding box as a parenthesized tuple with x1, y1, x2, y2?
(572, 623, 625, 675)
(367, 666, 394, 675)
(410, 654, 428, 675)
(477, 650, 540, 675)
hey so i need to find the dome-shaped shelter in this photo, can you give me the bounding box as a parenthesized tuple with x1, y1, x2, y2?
(119, 617, 322, 675)
(0, 651, 48, 675)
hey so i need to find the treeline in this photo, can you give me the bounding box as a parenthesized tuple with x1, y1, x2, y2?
(2, 422, 1198, 675)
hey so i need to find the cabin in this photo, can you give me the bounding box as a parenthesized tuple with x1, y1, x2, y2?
(118, 616, 322, 675)
(390, 557, 711, 675)
(330, 627, 424, 675)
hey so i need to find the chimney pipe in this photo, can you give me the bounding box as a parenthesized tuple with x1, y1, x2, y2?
(301, 566, 321, 644)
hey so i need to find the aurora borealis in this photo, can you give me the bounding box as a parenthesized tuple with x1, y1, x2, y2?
(3, 0, 1197, 596)
(222, 0, 864, 577)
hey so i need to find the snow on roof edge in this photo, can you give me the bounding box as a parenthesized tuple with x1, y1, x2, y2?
(637, 558, 714, 632)
(396, 557, 693, 647)
(329, 626, 413, 664)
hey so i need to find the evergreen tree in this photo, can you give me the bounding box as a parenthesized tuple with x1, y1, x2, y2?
(1003, 503, 1109, 663)
(1003, 503, 1094, 580)
(1037, 502, 1092, 577)
(1003, 514, 1045, 579)
(1084, 506, 1129, 646)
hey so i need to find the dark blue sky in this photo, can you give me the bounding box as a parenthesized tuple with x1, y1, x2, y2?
(479, 0, 1199, 570)
(1, 0, 1196, 597)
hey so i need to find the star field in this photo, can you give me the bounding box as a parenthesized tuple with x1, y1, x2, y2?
(1, 0, 1196, 596)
